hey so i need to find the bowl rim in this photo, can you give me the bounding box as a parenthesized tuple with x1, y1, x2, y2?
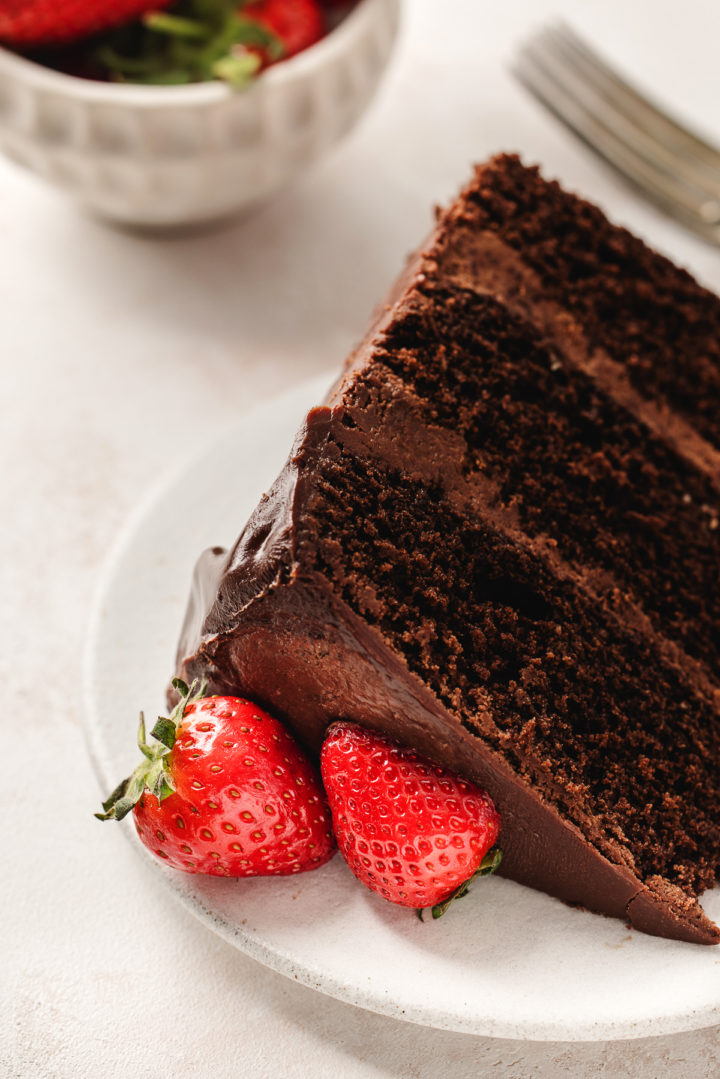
(0, 0, 397, 108)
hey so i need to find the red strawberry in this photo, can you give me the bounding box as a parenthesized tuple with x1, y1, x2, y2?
(97, 679, 336, 877)
(243, 0, 324, 61)
(321, 722, 501, 917)
(0, 0, 173, 47)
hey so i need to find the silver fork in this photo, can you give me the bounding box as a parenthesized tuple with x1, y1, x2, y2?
(513, 22, 720, 244)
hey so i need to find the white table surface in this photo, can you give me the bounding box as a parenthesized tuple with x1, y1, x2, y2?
(3, 1, 720, 1075)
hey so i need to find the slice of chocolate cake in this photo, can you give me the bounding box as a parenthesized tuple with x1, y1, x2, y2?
(176, 155, 720, 944)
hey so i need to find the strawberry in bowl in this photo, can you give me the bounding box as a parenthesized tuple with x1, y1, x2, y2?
(0, 0, 174, 47)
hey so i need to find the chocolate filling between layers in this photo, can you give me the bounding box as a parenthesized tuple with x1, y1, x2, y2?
(441, 156, 720, 452)
(349, 284, 720, 680)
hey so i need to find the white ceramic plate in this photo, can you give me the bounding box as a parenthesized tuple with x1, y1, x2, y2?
(84, 374, 720, 1043)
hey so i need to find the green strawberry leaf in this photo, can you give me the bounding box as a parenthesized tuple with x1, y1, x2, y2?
(95, 677, 207, 822)
(109, 767, 149, 822)
(416, 847, 503, 922)
(88, 0, 284, 88)
(144, 13, 210, 39)
(212, 51, 261, 89)
(151, 716, 177, 750)
(96, 776, 130, 818)
(152, 772, 176, 804)
(137, 713, 154, 759)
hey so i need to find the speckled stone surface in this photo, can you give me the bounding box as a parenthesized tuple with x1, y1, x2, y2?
(4, 0, 720, 1074)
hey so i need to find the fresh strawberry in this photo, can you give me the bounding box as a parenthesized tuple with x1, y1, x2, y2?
(243, 0, 324, 61)
(321, 722, 502, 917)
(79, 0, 325, 87)
(97, 679, 336, 877)
(0, 0, 173, 48)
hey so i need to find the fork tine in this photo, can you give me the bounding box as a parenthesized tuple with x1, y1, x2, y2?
(513, 48, 720, 240)
(521, 30, 720, 203)
(550, 22, 720, 171)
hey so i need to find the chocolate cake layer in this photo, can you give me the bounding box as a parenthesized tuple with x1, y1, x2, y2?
(175, 156, 720, 943)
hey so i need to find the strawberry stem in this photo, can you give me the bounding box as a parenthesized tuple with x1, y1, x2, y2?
(137, 713, 155, 759)
(213, 50, 261, 88)
(144, 13, 210, 39)
(95, 677, 207, 823)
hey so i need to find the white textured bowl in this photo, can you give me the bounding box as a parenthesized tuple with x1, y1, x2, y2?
(0, 0, 399, 226)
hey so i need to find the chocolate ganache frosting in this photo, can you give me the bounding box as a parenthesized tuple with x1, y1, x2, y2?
(175, 156, 720, 944)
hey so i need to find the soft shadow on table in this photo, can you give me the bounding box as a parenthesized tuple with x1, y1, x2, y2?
(41, 149, 428, 387)
(272, 989, 720, 1079)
